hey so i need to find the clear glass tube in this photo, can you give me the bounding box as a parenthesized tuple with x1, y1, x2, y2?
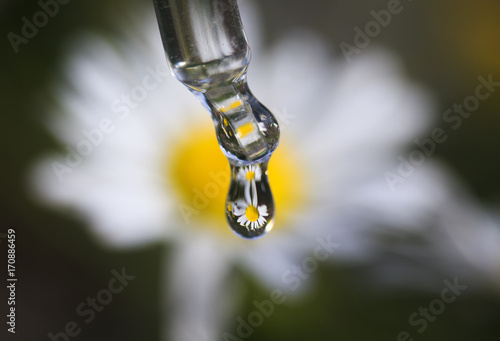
(153, 0, 279, 165)
(154, 0, 250, 90)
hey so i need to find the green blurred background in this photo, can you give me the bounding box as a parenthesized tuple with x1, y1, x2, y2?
(1, 0, 500, 340)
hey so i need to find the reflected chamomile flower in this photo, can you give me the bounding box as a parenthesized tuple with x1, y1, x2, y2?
(237, 164, 262, 183)
(236, 164, 262, 211)
(233, 165, 268, 230)
(233, 199, 269, 231)
(226, 162, 274, 238)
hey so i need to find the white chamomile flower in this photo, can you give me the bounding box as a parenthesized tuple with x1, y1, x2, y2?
(233, 164, 268, 231)
(235, 164, 263, 210)
(30, 3, 498, 341)
(237, 164, 262, 183)
(233, 199, 269, 231)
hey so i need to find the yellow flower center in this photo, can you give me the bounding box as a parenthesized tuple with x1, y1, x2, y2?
(167, 120, 306, 236)
(246, 171, 255, 181)
(245, 205, 259, 222)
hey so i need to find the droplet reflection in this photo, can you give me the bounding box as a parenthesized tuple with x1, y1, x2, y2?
(226, 162, 275, 239)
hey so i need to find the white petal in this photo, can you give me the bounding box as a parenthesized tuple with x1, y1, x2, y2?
(30, 154, 175, 247)
(254, 165, 262, 181)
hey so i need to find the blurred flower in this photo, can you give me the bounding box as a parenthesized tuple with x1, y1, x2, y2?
(28, 2, 500, 341)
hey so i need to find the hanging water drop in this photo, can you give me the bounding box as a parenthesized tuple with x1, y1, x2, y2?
(226, 162, 275, 239)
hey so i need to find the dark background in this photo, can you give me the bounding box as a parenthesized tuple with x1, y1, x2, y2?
(1, 0, 500, 340)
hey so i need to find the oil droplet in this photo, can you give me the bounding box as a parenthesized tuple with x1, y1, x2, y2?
(226, 162, 275, 239)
